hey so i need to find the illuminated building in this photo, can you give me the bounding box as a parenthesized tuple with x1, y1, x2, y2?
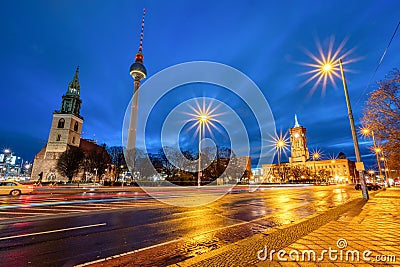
(262, 116, 357, 184)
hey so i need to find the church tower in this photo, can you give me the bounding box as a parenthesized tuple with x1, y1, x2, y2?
(31, 67, 85, 182)
(289, 115, 310, 163)
(46, 67, 83, 154)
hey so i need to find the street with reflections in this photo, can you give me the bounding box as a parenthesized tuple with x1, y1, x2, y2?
(0, 185, 360, 266)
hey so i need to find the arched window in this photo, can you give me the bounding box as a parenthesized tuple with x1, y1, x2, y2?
(72, 136, 75, 144)
(58, 118, 65, 128)
(74, 122, 79, 132)
(56, 134, 61, 141)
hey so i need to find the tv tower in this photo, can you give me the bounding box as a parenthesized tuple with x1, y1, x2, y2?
(127, 9, 147, 170)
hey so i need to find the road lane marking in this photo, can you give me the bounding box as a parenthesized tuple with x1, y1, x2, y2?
(76, 216, 270, 266)
(0, 223, 106, 241)
(75, 237, 184, 267)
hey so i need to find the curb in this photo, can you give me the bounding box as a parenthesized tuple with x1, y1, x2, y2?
(170, 194, 374, 267)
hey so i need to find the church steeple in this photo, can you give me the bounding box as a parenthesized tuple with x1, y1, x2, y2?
(67, 66, 80, 96)
(58, 67, 82, 118)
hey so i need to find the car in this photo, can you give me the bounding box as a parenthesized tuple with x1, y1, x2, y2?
(355, 183, 382, 191)
(0, 180, 34, 196)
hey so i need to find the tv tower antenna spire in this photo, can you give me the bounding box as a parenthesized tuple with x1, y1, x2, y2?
(139, 8, 146, 52)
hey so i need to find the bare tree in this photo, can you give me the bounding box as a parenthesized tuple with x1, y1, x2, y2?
(107, 146, 126, 180)
(56, 147, 84, 182)
(362, 68, 400, 170)
(83, 147, 111, 179)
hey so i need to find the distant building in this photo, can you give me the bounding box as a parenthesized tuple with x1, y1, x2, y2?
(262, 116, 357, 184)
(251, 167, 263, 183)
(31, 68, 108, 182)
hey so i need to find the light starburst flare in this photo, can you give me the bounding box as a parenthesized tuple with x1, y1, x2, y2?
(267, 130, 290, 161)
(184, 98, 224, 139)
(299, 36, 360, 96)
(310, 148, 324, 161)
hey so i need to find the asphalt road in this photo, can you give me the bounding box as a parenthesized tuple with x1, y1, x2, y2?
(0, 185, 360, 266)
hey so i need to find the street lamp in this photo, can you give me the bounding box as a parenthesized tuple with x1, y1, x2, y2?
(312, 152, 320, 181)
(268, 131, 289, 183)
(306, 54, 369, 200)
(186, 99, 220, 187)
(380, 156, 390, 187)
(197, 113, 209, 187)
(338, 59, 369, 199)
(275, 137, 288, 182)
(360, 127, 383, 183)
(302, 46, 369, 199)
(93, 168, 98, 185)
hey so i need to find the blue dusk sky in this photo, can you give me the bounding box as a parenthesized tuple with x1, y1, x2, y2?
(0, 1, 399, 168)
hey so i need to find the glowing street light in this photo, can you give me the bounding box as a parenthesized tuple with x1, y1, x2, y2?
(275, 137, 288, 182)
(380, 156, 390, 186)
(360, 126, 384, 183)
(268, 131, 289, 182)
(322, 63, 333, 73)
(311, 151, 321, 181)
(197, 114, 208, 187)
(302, 40, 369, 200)
(312, 152, 320, 160)
(186, 99, 220, 187)
(276, 138, 287, 164)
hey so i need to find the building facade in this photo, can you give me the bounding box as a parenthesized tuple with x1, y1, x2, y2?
(262, 116, 357, 184)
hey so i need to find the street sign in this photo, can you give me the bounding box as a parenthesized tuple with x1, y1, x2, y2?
(355, 162, 365, 171)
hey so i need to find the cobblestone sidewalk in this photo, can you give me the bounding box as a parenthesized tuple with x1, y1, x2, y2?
(174, 188, 400, 267)
(258, 187, 400, 266)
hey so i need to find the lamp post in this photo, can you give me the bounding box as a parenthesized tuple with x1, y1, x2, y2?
(380, 156, 390, 187)
(93, 168, 98, 185)
(302, 42, 369, 199)
(120, 165, 125, 187)
(330, 159, 336, 183)
(338, 59, 368, 200)
(368, 170, 375, 183)
(361, 127, 383, 184)
(276, 139, 286, 182)
(187, 100, 219, 187)
(197, 114, 209, 187)
(312, 152, 320, 182)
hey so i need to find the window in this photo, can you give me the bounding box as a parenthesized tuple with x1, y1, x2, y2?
(56, 134, 61, 141)
(74, 122, 79, 132)
(58, 118, 65, 128)
(72, 136, 75, 144)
